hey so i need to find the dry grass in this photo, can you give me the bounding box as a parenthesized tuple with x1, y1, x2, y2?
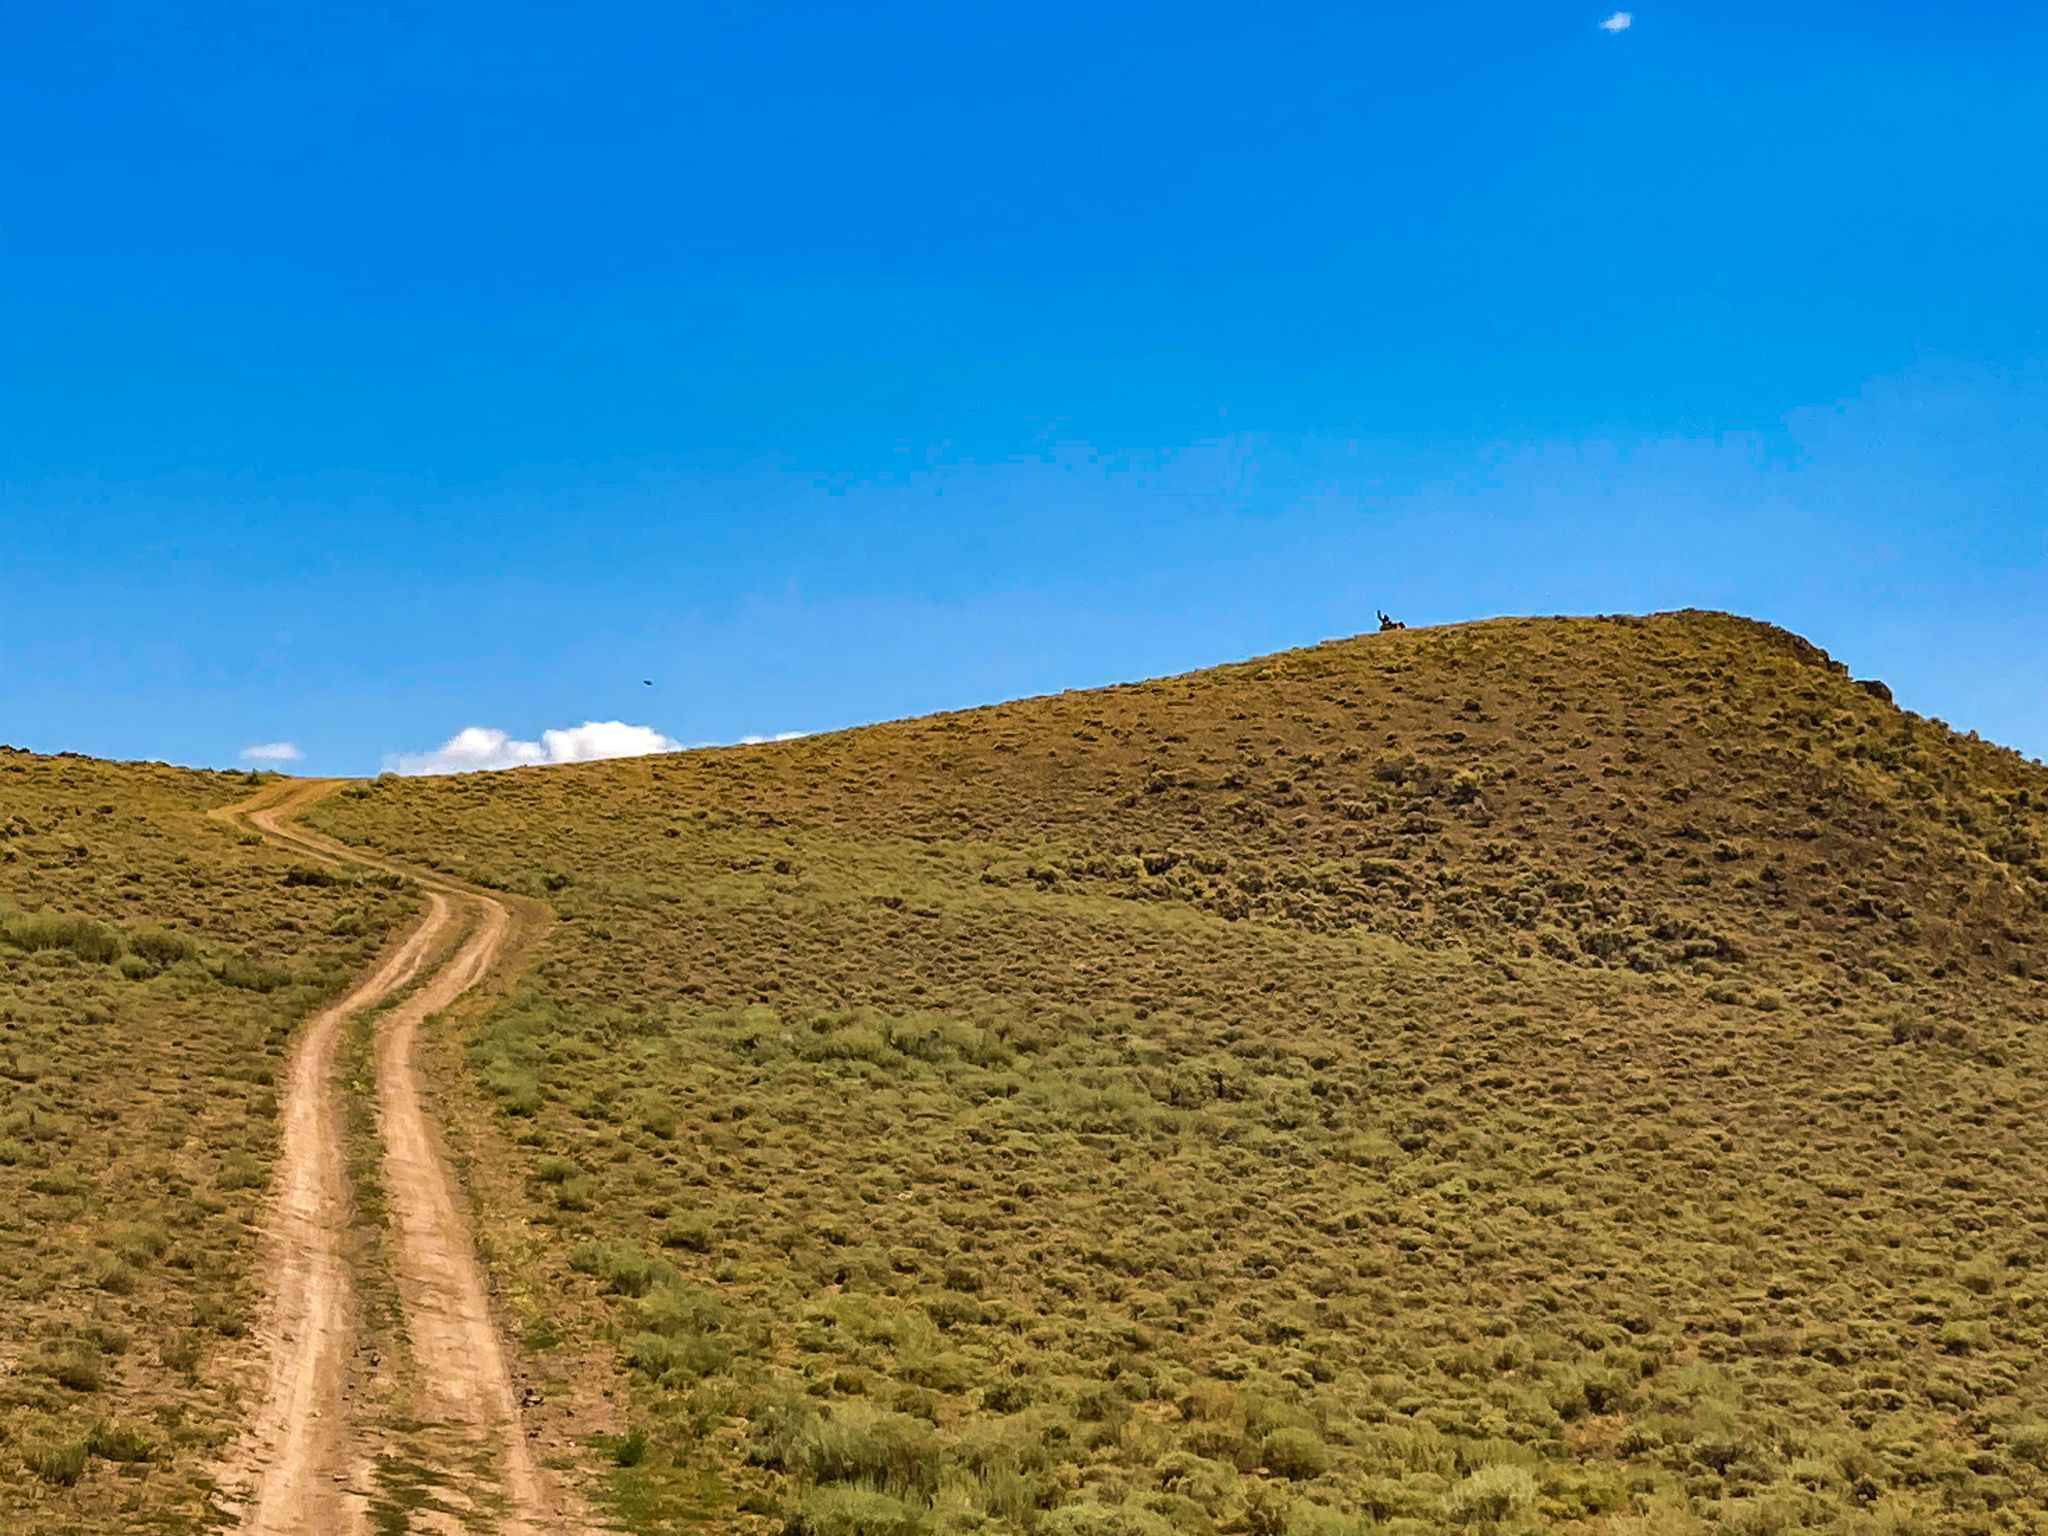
(14, 606, 2048, 1535)
(308, 612, 2048, 1535)
(0, 753, 414, 1532)
(302, 612, 2048, 1533)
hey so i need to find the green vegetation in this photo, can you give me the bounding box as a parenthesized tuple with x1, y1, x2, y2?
(0, 753, 414, 1532)
(305, 612, 2048, 1534)
(7, 610, 2045, 1533)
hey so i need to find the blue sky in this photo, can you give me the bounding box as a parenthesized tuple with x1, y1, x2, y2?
(3, 2, 2043, 772)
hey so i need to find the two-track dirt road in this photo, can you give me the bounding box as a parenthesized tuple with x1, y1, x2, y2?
(212, 781, 584, 1535)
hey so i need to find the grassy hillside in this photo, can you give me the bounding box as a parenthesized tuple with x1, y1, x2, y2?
(307, 611, 2048, 1536)
(0, 752, 414, 1532)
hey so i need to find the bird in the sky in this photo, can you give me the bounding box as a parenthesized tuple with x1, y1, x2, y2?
(642, 679, 654, 687)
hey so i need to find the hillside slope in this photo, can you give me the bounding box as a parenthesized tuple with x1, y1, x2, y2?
(0, 753, 414, 1532)
(308, 611, 2048, 1536)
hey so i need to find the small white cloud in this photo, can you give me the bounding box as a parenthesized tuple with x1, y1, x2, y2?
(388, 720, 682, 776)
(1599, 10, 1633, 31)
(537, 721, 684, 764)
(241, 741, 303, 763)
(737, 731, 808, 746)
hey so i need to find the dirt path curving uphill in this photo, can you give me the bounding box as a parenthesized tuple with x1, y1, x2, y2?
(214, 781, 583, 1535)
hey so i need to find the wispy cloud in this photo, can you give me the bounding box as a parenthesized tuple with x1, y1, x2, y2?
(1599, 10, 1633, 31)
(241, 741, 303, 763)
(737, 731, 807, 746)
(388, 721, 681, 776)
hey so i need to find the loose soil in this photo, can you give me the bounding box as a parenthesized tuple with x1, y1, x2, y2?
(214, 781, 587, 1535)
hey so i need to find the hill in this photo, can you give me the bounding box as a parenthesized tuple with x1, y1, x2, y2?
(0, 752, 414, 1531)
(296, 610, 2048, 1535)
(4, 609, 2046, 1536)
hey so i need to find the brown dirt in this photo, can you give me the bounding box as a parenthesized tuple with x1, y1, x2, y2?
(211, 781, 590, 1535)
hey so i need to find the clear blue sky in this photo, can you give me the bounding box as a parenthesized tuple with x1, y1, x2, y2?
(4, 2, 2044, 772)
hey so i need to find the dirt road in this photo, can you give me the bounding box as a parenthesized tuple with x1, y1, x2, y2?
(213, 781, 582, 1534)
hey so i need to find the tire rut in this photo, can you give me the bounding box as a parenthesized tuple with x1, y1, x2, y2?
(213, 781, 585, 1535)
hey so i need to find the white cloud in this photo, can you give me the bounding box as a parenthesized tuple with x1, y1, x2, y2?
(387, 720, 814, 775)
(241, 741, 303, 763)
(1599, 10, 1633, 31)
(388, 720, 682, 776)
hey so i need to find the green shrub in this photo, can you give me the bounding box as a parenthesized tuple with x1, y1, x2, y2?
(91, 1256, 135, 1294)
(896, 1350, 973, 1394)
(1443, 1464, 1538, 1525)
(793, 1407, 942, 1498)
(2006, 1420, 2048, 1468)
(746, 1390, 820, 1471)
(484, 1061, 542, 1115)
(1263, 1427, 1332, 1481)
(636, 1281, 727, 1337)
(980, 1380, 1031, 1414)
(111, 1220, 172, 1266)
(215, 953, 292, 992)
(658, 1215, 714, 1252)
(1186, 1420, 1255, 1470)
(1847, 1496, 1932, 1536)
(1604, 1500, 1706, 1536)
(128, 926, 199, 970)
(1551, 1363, 1630, 1419)
(1154, 1450, 1238, 1504)
(639, 1103, 678, 1139)
(1, 910, 124, 963)
(798, 1022, 894, 1064)
(1038, 1501, 1183, 1536)
(1934, 1319, 1987, 1355)
(787, 1487, 930, 1536)
(534, 1155, 579, 1184)
(1711, 1493, 1806, 1536)
(28, 1437, 89, 1486)
(30, 1167, 91, 1197)
(624, 1329, 729, 1381)
(194, 1296, 247, 1337)
(1286, 1500, 1370, 1536)
(568, 1239, 665, 1296)
(217, 1153, 266, 1190)
(86, 1420, 155, 1462)
(45, 1348, 105, 1392)
(921, 1290, 984, 1330)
